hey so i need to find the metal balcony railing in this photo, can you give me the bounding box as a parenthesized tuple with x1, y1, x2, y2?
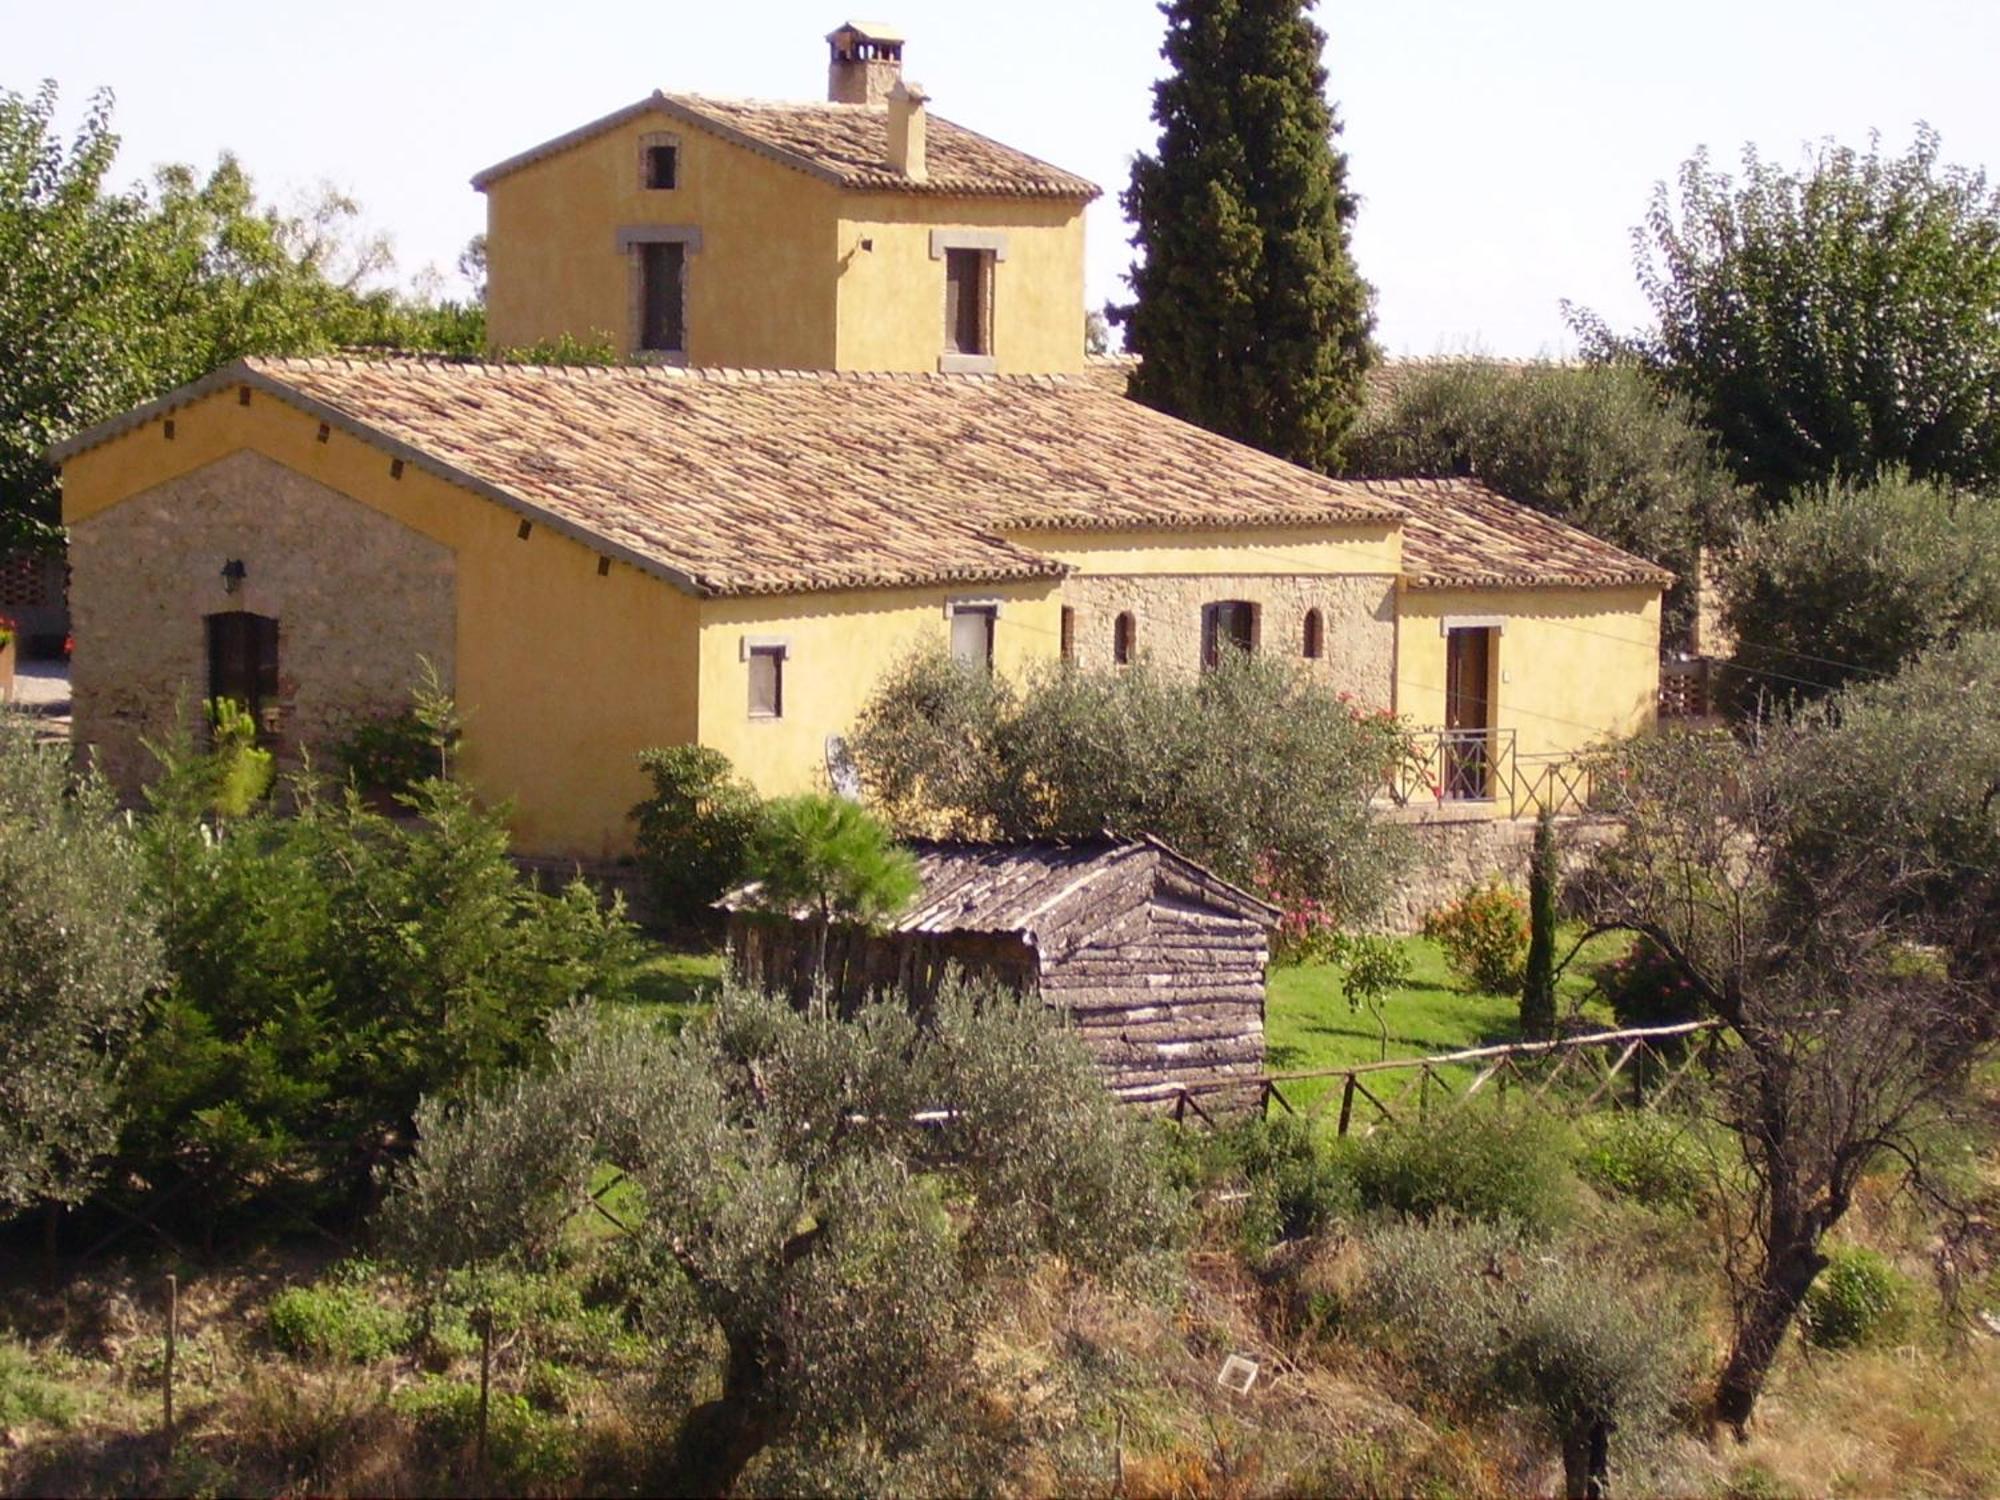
(1387, 728, 1596, 818)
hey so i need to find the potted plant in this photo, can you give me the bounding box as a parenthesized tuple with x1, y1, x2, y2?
(0, 615, 15, 703)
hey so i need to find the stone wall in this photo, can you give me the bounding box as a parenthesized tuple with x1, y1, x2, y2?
(1060, 573, 1395, 703)
(69, 450, 456, 793)
(1375, 805, 1623, 933)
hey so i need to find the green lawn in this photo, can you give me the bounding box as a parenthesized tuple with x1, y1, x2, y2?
(621, 946, 725, 1031)
(1265, 929, 1628, 1110)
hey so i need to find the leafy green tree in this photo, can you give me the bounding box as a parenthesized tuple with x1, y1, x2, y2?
(1345, 360, 1746, 644)
(850, 649, 1410, 923)
(629, 745, 764, 931)
(0, 81, 482, 547)
(745, 794, 921, 981)
(1572, 127, 2000, 505)
(1719, 468, 2000, 705)
(381, 980, 1183, 1495)
(0, 711, 161, 1217)
(125, 703, 636, 1222)
(1112, 0, 1376, 470)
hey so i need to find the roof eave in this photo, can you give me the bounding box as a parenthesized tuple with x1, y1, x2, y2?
(49, 361, 714, 600)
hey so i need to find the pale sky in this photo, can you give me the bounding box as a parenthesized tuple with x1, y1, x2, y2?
(10, 0, 1999, 356)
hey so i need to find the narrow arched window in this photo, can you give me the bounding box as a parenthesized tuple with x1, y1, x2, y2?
(1113, 611, 1136, 666)
(1060, 606, 1076, 664)
(1303, 607, 1325, 660)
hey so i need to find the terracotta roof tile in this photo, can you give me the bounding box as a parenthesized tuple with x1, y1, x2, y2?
(58, 358, 1404, 598)
(54, 357, 1667, 598)
(472, 91, 1099, 201)
(1394, 479, 1675, 591)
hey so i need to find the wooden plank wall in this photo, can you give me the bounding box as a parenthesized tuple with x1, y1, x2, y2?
(726, 850, 1269, 1107)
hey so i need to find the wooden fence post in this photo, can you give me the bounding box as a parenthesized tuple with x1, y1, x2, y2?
(476, 1309, 493, 1485)
(1337, 1074, 1357, 1137)
(162, 1273, 178, 1450)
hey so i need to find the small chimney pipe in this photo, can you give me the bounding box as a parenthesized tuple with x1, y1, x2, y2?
(888, 79, 928, 181)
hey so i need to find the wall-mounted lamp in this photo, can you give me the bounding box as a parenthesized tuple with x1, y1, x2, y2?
(220, 559, 247, 595)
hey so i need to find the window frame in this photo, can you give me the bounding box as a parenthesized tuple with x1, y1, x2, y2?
(640, 134, 680, 191)
(1201, 600, 1257, 669)
(931, 230, 1008, 374)
(949, 602, 998, 673)
(1113, 610, 1136, 667)
(1302, 607, 1325, 660)
(616, 225, 702, 363)
(742, 636, 790, 720)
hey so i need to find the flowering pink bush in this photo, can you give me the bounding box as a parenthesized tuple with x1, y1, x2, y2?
(1596, 937, 1705, 1028)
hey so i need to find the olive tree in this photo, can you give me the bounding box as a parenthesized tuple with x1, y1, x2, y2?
(1576, 635, 2000, 1432)
(0, 711, 160, 1218)
(380, 979, 1183, 1495)
(848, 649, 1411, 924)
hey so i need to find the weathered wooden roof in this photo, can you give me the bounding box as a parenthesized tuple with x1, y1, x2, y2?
(722, 834, 1278, 938)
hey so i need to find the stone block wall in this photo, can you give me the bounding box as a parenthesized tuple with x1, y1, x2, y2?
(1060, 573, 1396, 704)
(1376, 805, 1623, 933)
(69, 450, 456, 793)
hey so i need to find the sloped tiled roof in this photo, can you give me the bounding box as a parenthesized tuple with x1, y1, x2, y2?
(1071, 353, 1672, 591)
(52, 358, 1409, 598)
(472, 91, 1099, 201)
(1395, 479, 1674, 591)
(721, 834, 1278, 934)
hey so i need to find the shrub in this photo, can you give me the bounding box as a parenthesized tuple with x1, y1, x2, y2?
(1573, 1111, 1710, 1212)
(1351, 1217, 1691, 1492)
(1421, 880, 1530, 994)
(629, 745, 763, 930)
(332, 709, 437, 799)
(1803, 1244, 1914, 1350)
(0, 711, 160, 1214)
(0, 1339, 76, 1428)
(1595, 935, 1707, 1030)
(1232, 1115, 1358, 1249)
(206, 697, 276, 817)
(1349, 1111, 1575, 1234)
(127, 720, 639, 1217)
(268, 1277, 411, 1364)
(392, 1376, 579, 1489)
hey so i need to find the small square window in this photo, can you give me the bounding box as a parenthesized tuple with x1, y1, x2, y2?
(951, 604, 996, 672)
(748, 645, 784, 718)
(644, 144, 678, 190)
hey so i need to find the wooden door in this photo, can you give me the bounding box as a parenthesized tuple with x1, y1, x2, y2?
(1443, 626, 1494, 799)
(206, 611, 279, 732)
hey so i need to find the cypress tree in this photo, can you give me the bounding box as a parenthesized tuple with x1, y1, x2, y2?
(1113, 0, 1376, 472)
(1521, 809, 1559, 1040)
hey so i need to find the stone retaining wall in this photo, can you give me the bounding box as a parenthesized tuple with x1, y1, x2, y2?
(1377, 806, 1622, 933)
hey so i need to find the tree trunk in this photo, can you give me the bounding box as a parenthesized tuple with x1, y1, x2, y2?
(673, 1330, 782, 1497)
(1561, 1418, 1613, 1498)
(1714, 1233, 1827, 1436)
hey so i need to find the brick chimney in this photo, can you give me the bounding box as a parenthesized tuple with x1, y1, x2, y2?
(887, 79, 928, 181)
(827, 20, 905, 106)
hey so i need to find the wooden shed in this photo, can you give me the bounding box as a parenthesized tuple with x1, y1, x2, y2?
(721, 835, 1279, 1106)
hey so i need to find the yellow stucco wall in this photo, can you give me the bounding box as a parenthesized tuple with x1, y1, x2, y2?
(834, 195, 1088, 374)
(61, 390, 702, 858)
(483, 110, 846, 367)
(483, 111, 1090, 374)
(1010, 523, 1402, 578)
(1396, 584, 1662, 765)
(697, 582, 1064, 795)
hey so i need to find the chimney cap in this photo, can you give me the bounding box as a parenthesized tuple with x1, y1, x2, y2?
(827, 19, 906, 45)
(889, 77, 929, 105)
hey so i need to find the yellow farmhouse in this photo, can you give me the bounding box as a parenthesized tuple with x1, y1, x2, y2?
(53, 21, 1669, 860)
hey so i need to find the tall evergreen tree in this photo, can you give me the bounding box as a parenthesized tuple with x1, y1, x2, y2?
(1113, 0, 1376, 471)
